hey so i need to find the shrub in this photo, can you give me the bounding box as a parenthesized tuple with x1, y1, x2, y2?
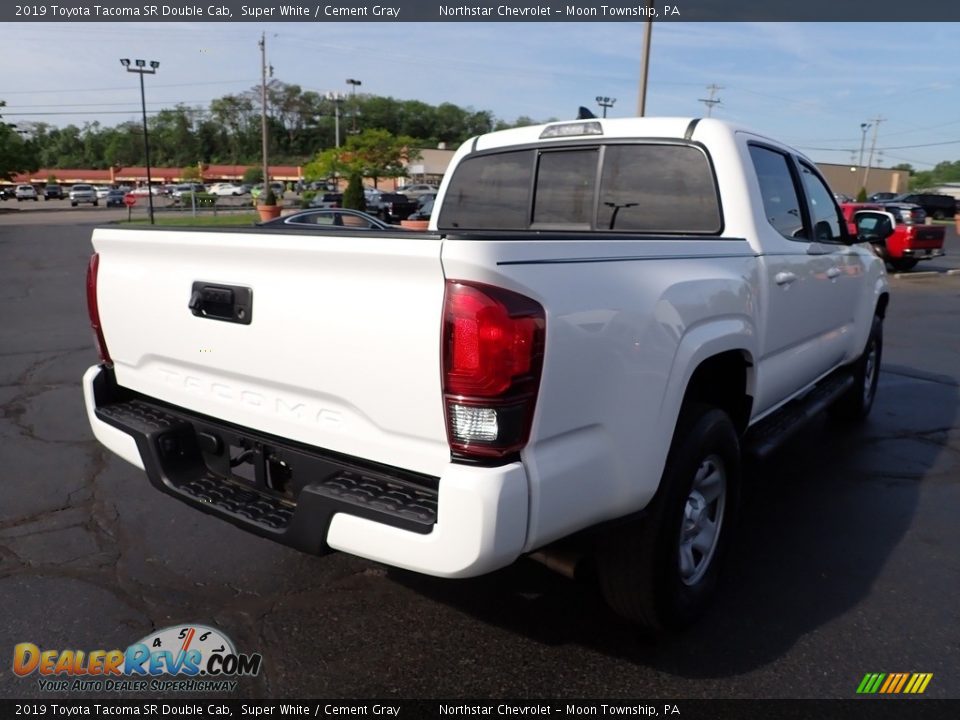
(343, 172, 366, 211)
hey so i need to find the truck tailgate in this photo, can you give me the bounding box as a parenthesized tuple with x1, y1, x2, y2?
(907, 224, 946, 249)
(92, 227, 449, 477)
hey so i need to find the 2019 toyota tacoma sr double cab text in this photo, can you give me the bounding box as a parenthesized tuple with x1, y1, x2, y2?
(83, 118, 890, 632)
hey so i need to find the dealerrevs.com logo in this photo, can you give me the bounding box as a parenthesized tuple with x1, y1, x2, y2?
(13, 624, 262, 693)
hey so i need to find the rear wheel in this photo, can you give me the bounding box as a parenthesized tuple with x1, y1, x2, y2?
(933, 210, 945, 220)
(597, 404, 740, 633)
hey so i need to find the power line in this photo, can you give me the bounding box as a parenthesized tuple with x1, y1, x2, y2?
(0, 80, 255, 95)
(697, 84, 723, 117)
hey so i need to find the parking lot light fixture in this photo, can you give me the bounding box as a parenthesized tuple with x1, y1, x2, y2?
(596, 96, 616, 118)
(121, 58, 159, 224)
(346, 78, 362, 134)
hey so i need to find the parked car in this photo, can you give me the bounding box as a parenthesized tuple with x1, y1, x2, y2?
(889, 192, 957, 220)
(258, 208, 393, 230)
(16, 184, 38, 201)
(105, 189, 127, 207)
(363, 188, 383, 212)
(95, 186, 113, 200)
(407, 196, 435, 221)
(171, 183, 206, 199)
(0, 186, 16, 201)
(841, 201, 945, 271)
(398, 183, 439, 198)
(129, 185, 162, 197)
(209, 183, 246, 197)
(310, 192, 343, 209)
(69, 184, 98, 206)
(43, 184, 65, 200)
(868, 192, 898, 202)
(377, 192, 419, 223)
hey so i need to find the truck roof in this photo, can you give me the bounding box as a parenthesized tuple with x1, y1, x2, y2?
(472, 117, 744, 151)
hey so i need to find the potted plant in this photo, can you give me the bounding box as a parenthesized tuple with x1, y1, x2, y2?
(257, 187, 281, 221)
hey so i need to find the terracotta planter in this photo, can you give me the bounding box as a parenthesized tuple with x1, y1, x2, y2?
(400, 219, 429, 231)
(257, 204, 282, 221)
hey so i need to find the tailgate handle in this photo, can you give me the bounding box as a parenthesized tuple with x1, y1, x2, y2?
(189, 282, 253, 325)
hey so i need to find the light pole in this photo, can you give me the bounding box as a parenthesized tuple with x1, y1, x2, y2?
(327, 92, 344, 148)
(346, 78, 361, 134)
(120, 58, 159, 224)
(858, 122, 871, 170)
(596, 96, 616, 118)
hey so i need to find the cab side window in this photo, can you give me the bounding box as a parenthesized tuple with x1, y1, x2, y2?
(799, 162, 844, 243)
(749, 145, 806, 241)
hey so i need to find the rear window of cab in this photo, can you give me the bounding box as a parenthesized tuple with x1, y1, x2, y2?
(437, 143, 722, 234)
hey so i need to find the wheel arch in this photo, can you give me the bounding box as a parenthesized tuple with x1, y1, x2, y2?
(661, 320, 757, 440)
(680, 351, 754, 436)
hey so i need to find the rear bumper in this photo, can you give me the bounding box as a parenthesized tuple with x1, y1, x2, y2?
(901, 247, 945, 259)
(83, 365, 528, 578)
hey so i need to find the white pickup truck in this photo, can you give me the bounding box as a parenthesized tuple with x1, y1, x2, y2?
(83, 118, 891, 632)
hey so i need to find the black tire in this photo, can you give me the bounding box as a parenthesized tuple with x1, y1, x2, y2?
(933, 210, 944, 220)
(888, 258, 918, 272)
(831, 314, 882, 422)
(71, 202, 77, 207)
(597, 404, 740, 633)
(93, 200, 99, 207)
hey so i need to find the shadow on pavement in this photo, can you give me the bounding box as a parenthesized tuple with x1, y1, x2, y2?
(390, 370, 958, 679)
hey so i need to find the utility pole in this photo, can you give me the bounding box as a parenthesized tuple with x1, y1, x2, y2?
(637, 0, 654, 116)
(698, 84, 723, 117)
(259, 32, 269, 193)
(862, 116, 885, 191)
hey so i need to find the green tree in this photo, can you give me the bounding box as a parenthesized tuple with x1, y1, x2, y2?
(343, 171, 366, 211)
(242, 167, 263, 185)
(0, 102, 39, 181)
(303, 129, 420, 189)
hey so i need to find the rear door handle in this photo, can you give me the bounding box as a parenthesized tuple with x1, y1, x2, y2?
(826, 267, 842, 279)
(775, 271, 797, 286)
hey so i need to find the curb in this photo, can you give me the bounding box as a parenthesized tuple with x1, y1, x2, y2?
(891, 271, 940, 280)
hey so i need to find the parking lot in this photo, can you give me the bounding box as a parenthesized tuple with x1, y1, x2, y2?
(0, 212, 958, 700)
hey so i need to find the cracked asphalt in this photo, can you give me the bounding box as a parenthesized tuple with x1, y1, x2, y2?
(0, 215, 958, 700)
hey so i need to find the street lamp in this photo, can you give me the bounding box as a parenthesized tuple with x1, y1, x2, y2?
(327, 92, 344, 148)
(346, 78, 361, 134)
(596, 96, 616, 118)
(120, 58, 159, 224)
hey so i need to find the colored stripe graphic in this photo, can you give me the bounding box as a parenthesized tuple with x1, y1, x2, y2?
(857, 672, 932, 694)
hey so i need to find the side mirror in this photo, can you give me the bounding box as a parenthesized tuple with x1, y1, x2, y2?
(853, 210, 896, 244)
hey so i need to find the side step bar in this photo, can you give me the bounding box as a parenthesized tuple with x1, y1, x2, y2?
(744, 371, 855, 461)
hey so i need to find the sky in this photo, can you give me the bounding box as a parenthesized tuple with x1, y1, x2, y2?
(2, 21, 960, 170)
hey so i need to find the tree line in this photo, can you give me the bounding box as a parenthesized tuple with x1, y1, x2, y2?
(2, 82, 542, 180)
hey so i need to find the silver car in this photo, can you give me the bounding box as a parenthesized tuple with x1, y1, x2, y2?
(69, 184, 99, 207)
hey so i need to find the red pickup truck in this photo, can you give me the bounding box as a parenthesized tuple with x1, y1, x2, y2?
(841, 202, 945, 271)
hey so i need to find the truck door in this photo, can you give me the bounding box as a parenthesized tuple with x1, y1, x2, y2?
(748, 144, 859, 415)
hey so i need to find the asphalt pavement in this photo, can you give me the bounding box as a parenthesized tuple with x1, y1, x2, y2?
(0, 216, 957, 701)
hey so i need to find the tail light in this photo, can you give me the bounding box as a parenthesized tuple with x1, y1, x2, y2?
(86, 253, 112, 366)
(442, 281, 545, 461)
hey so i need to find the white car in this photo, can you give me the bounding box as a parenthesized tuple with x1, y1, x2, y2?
(68, 184, 98, 206)
(15, 184, 38, 201)
(398, 183, 439, 198)
(95, 186, 113, 199)
(209, 183, 246, 197)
